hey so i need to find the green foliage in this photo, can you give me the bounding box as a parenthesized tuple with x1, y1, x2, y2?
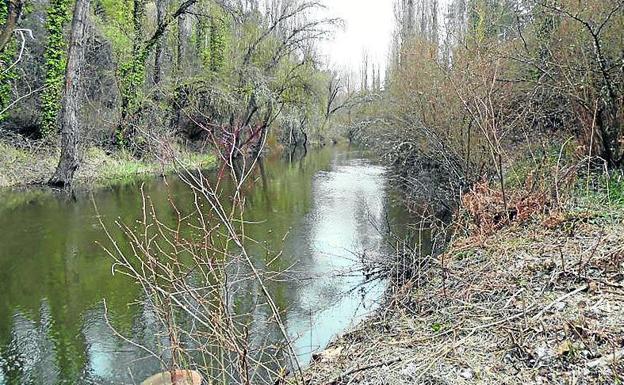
(115, 0, 147, 145)
(6, 0, 333, 150)
(208, 14, 228, 73)
(91, 0, 144, 146)
(92, 0, 134, 57)
(469, 0, 487, 44)
(605, 173, 624, 206)
(0, 1, 18, 122)
(90, 0, 139, 147)
(118, 54, 146, 112)
(196, 3, 232, 75)
(40, 0, 73, 137)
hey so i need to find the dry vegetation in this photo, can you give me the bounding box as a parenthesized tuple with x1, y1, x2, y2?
(97, 143, 304, 385)
(300, 189, 624, 384)
(342, 0, 624, 220)
(305, 1, 624, 380)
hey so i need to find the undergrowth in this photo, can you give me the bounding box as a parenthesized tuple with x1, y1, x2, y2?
(0, 140, 215, 189)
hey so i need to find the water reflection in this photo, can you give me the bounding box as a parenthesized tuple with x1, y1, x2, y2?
(283, 156, 388, 361)
(0, 145, 408, 384)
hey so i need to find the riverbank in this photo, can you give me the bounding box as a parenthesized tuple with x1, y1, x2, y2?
(0, 139, 215, 189)
(301, 191, 624, 384)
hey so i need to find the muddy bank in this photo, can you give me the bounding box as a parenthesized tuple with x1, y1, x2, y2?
(300, 200, 624, 384)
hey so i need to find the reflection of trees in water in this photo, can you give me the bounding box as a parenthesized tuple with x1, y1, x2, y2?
(276, 157, 393, 363)
(81, 300, 165, 384)
(0, 299, 168, 385)
(0, 146, 409, 384)
(284, 144, 308, 165)
(0, 301, 59, 385)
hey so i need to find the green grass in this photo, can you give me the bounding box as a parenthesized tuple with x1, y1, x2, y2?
(564, 171, 624, 225)
(0, 143, 216, 189)
(88, 149, 153, 184)
(574, 172, 624, 207)
(504, 146, 562, 190)
(176, 152, 217, 170)
(605, 172, 624, 205)
(84, 147, 217, 186)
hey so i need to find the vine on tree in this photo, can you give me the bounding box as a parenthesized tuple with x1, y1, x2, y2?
(40, 0, 73, 137)
(209, 14, 228, 73)
(0, 0, 19, 121)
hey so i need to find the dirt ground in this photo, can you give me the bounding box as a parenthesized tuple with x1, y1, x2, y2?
(301, 202, 624, 384)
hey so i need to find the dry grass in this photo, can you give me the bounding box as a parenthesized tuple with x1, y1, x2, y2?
(300, 202, 624, 384)
(0, 136, 58, 187)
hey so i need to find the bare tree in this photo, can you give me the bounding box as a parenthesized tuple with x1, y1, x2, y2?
(361, 51, 369, 91)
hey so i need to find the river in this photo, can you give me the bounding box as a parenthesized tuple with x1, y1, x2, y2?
(0, 145, 409, 384)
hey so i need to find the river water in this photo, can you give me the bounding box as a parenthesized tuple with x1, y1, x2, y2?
(0, 145, 409, 384)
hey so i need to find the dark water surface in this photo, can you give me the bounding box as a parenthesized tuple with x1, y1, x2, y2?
(0, 146, 409, 384)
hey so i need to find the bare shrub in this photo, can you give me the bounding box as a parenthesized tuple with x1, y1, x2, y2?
(97, 143, 303, 385)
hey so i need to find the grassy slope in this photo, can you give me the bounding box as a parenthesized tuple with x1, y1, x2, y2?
(301, 192, 624, 384)
(0, 142, 215, 189)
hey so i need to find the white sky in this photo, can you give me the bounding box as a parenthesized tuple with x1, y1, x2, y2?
(319, 0, 395, 74)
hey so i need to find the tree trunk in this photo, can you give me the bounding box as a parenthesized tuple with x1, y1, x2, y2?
(177, 9, 191, 75)
(48, 0, 90, 188)
(153, 0, 166, 85)
(115, 0, 197, 144)
(114, 0, 144, 146)
(0, 0, 25, 53)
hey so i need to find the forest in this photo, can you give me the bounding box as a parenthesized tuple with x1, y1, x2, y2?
(0, 0, 343, 188)
(0, 0, 623, 384)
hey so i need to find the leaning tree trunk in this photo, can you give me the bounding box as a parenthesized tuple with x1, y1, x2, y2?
(0, 0, 25, 53)
(48, 0, 90, 188)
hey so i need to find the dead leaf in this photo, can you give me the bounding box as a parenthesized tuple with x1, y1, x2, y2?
(557, 340, 574, 356)
(315, 346, 344, 363)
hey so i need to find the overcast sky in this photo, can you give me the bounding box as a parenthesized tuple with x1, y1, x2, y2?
(319, 0, 395, 74)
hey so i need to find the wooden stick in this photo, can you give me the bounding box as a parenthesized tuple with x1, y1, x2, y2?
(532, 284, 588, 320)
(324, 357, 402, 385)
